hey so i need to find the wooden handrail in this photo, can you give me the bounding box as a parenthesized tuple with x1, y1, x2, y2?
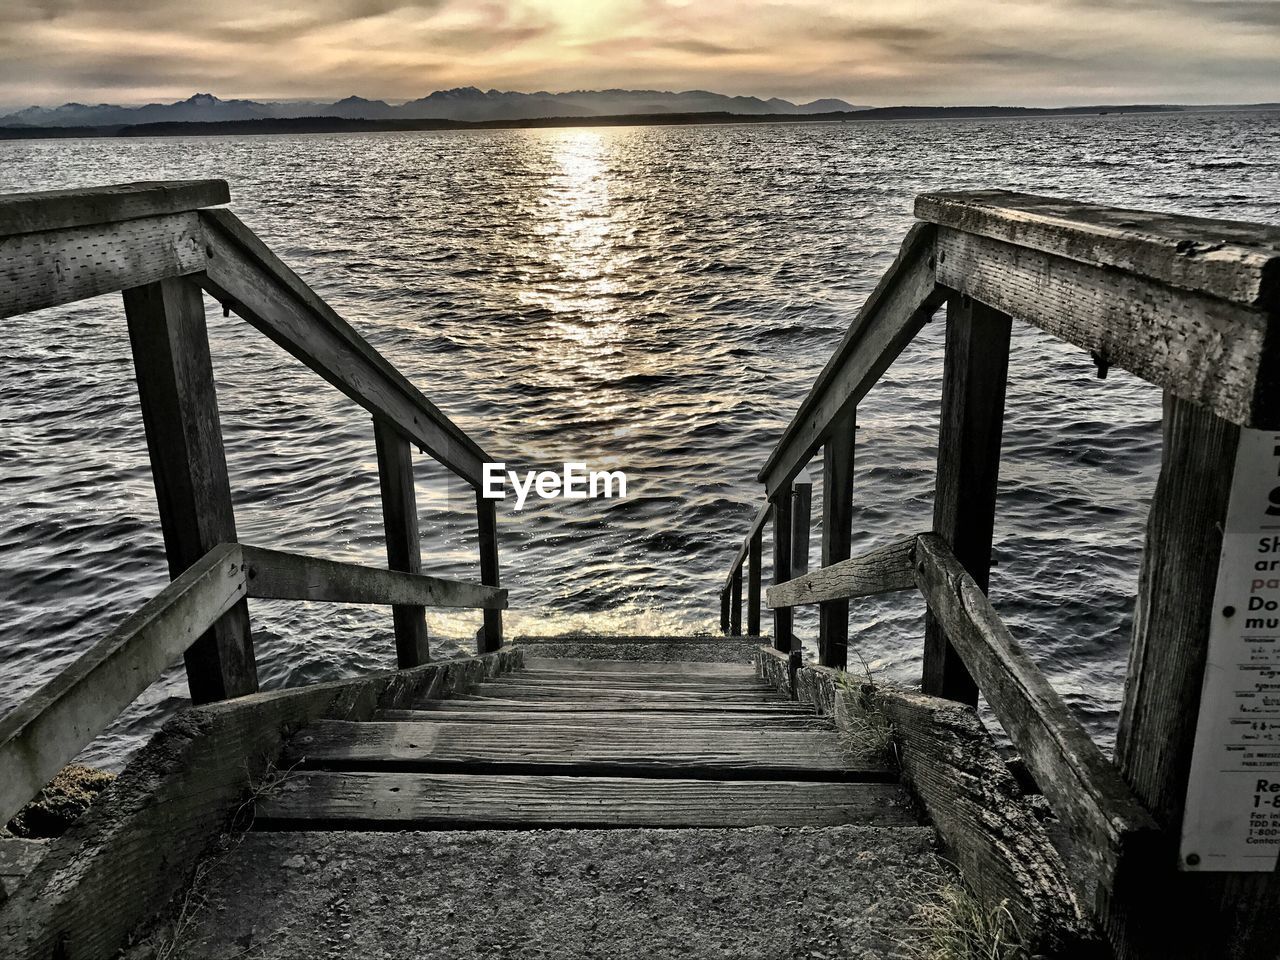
(766, 536, 916, 608)
(198, 209, 490, 487)
(0, 180, 229, 237)
(723, 501, 771, 590)
(756, 223, 947, 495)
(243, 544, 506, 609)
(0, 544, 247, 825)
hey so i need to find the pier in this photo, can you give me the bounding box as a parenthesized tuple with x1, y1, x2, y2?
(0, 181, 1278, 958)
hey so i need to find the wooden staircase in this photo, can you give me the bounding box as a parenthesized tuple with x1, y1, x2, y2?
(256, 652, 917, 830)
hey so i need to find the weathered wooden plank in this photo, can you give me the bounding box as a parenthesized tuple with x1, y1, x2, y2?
(198, 209, 489, 485)
(729, 565, 742, 636)
(0, 544, 245, 827)
(819, 409, 856, 667)
(424, 696, 811, 715)
(913, 534, 1159, 907)
(791, 470, 813, 576)
(915, 189, 1280, 311)
(124, 276, 256, 703)
(375, 708, 822, 729)
(255, 771, 916, 828)
(772, 482, 794, 652)
(475, 492, 503, 651)
(747, 525, 763, 636)
(922, 295, 1011, 704)
(521, 657, 754, 678)
(0, 212, 204, 319)
(0, 647, 520, 960)
(768, 536, 916, 608)
(0, 839, 47, 903)
(0, 180, 229, 238)
(932, 225, 1277, 429)
(1109, 396, 1280, 960)
(484, 674, 766, 691)
(467, 682, 787, 703)
(286, 719, 891, 779)
(374, 419, 429, 666)
(510, 636, 761, 664)
(719, 587, 730, 634)
(758, 223, 946, 494)
(241, 544, 505, 609)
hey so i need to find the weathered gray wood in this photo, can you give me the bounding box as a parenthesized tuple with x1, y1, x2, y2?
(487, 674, 766, 691)
(286, 719, 891, 779)
(0, 839, 47, 903)
(198, 209, 489, 485)
(720, 587, 730, 634)
(475, 492, 503, 651)
(729, 566, 742, 636)
(922, 295, 1010, 705)
(748, 525, 763, 636)
(521, 657, 754, 678)
(791, 470, 812, 576)
(0, 180, 229, 238)
(374, 419, 429, 666)
(866, 682, 1101, 956)
(915, 189, 1280, 311)
(819, 410, 856, 667)
(0, 544, 246, 827)
(510, 635, 761, 664)
(124, 276, 256, 703)
(421, 697, 811, 716)
(768, 536, 917, 608)
(1, 212, 205, 319)
(375, 708, 821, 729)
(1110, 396, 1279, 960)
(0, 647, 520, 960)
(931, 225, 1278, 429)
(913, 534, 1159, 909)
(466, 682, 787, 704)
(758, 223, 946, 495)
(256, 771, 916, 828)
(241, 544, 505, 609)
(772, 481, 793, 652)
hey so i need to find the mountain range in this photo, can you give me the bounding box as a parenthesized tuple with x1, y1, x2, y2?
(0, 89, 863, 127)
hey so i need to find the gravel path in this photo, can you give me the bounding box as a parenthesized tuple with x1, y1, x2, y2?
(158, 826, 948, 959)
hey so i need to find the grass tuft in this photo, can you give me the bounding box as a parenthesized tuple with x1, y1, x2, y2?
(835, 653, 897, 765)
(905, 882, 1030, 960)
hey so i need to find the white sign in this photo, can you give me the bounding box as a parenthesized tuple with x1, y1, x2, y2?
(1181, 428, 1280, 872)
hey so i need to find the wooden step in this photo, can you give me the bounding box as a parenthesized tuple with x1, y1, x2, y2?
(491, 675, 768, 693)
(425, 697, 811, 715)
(521, 657, 756, 678)
(375, 708, 826, 729)
(255, 771, 917, 829)
(467, 683, 785, 703)
(285, 720, 884, 781)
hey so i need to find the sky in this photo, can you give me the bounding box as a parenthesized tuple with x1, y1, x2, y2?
(0, 0, 1277, 109)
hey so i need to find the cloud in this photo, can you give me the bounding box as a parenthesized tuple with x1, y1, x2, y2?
(0, 0, 1275, 108)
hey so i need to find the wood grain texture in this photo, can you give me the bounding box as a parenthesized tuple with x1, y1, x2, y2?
(933, 226, 1277, 429)
(0, 648, 520, 960)
(0, 839, 45, 903)
(791, 473, 812, 577)
(475, 492, 503, 651)
(0, 180, 228, 238)
(915, 189, 1280, 311)
(419, 697, 811, 715)
(255, 771, 917, 828)
(819, 409, 856, 667)
(242, 544, 505, 609)
(521, 657, 754, 678)
(0, 544, 245, 827)
(1109, 396, 1280, 960)
(124, 276, 256, 703)
(460, 682, 786, 703)
(374, 419, 429, 666)
(0, 211, 204, 319)
(914, 534, 1159, 909)
(747, 525, 763, 636)
(285, 719, 889, 779)
(198, 209, 489, 485)
(772, 481, 794, 652)
(375, 708, 822, 729)
(922, 295, 1010, 705)
(758, 223, 946, 494)
(767, 535, 916, 608)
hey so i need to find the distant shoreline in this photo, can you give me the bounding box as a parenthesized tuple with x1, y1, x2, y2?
(3, 102, 1277, 141)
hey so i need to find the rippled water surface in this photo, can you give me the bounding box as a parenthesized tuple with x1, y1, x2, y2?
(2, 112, 1278, 766)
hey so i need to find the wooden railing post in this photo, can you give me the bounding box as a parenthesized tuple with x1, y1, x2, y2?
(374, 419, 429, 667)
(921, 294, 1011, 705)
(123, 276, 257, 704)
(747, 527, 763, 636)
(819, 410, 856, 668)
(476, 493, 503, 652)
(1108, 395, 1280, 959)
(730, 566, 743, 635)
(792, 469, 812, 577)
(719, 589, 730, 635)
(772, 481, 794, 652)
